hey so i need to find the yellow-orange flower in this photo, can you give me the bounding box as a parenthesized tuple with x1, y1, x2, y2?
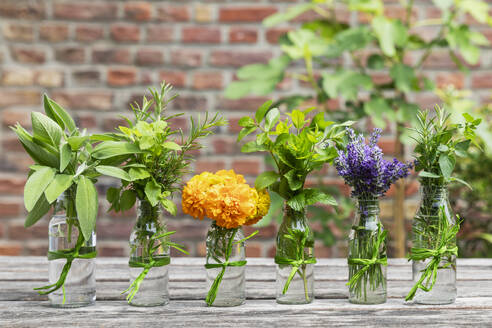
(182, 170, 271, 229)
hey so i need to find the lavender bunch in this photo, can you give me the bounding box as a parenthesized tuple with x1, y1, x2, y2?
(335, 128, 413, 199)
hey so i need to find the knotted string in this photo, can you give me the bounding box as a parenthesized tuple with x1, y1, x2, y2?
(274, 256, 317, 295)
(34, 231, 96, 304)
(122, 231, 188, 303)
(406, 206, 460, 301)
(204, 229, 257, 306)
(346, 224, 387, 290)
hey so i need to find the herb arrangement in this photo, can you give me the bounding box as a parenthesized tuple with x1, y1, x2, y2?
(335, 128, 412, 304)
(237, 101, 352, 304)
(12, 96, 101, 306)
(407, 106, 481, 303)
(182, 170, 270, 306)
(92, 82, 226, 306)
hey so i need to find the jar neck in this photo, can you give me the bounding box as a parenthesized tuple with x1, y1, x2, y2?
(355, 196, 380, 223)
(54, 190, 77, 218)
(420, 181, 449, 202)
(136, 199, 162, 229)
(284, 205, 306, 223)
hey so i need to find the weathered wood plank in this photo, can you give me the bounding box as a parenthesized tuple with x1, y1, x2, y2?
(1, 299, 492, 328)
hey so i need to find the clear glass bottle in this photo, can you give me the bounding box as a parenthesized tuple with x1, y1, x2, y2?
(348, 197, 387, 304)
(412, 182, 457, 305)
(275, 205, 314, 304)
(48, 192, 96, 308)
(128, 200, 170, 307)
(205, 223, 246, 307)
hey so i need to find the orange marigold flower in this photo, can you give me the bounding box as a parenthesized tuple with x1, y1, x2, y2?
(244, 189, 271, 226)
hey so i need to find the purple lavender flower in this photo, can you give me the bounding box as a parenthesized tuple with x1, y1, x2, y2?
(335, 128, 413, 198)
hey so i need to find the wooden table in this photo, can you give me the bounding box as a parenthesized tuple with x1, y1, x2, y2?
(1, 257, 491, 327)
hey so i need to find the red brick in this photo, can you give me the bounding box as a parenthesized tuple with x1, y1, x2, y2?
(243, 225, 276, 239)
(170, 49, 202, 67)
(1, 108, 31, 127)
(25, 243, 48, 256)
(245, 242, 262, 257)
(0, 1, 45, 20)
(195, 160, 226, 173)
(10, 47, 45, 64)
(413, 93, 441, 109)
(182, 27, 221, 44)
(219, 6, 277, 22)
(2, 23, 33, 41)
(212, 137, 239, 155)
(0, 200, 21, 218)
(0, 175, 25, 195)
(371, 73, 392, 85)
(232, 159, 261, 175)
(54, 2, 117, 20)
(172, 96, 207, 110)
(39, 23, 68, 42)
(228, 116, 246, 133)
(193, 71, 223, 90)
(159, 71, 187, 88)
(436, 72, 464, 89)
(210, 50, 271, 67)
(2, 136, 24, 152)
(98, 244, 126, 257)
(73, 70, 101, 85)
(422, 52, 458, 69)
(51, 91, 113, 111)
(76, 113, 98, 129)
(0, 244, 22, 256)
(156, 5, 189, 22)
(107, 68, 137, 87)
(147, 25, 174, 42)
(55, 47, 85, 64)
(266, 27, 291, 44)
(217, 96, 270, 111)
(229, 27, 258, 43)
(472, 73, 492, 89)
(35, 69, 64, 88)
(8, 223, 47, 240)
(124, 2, 152, 21)
(378, 137, 395, 155)
(76, 25, 104, 42)
(92, 48, 132, 64)
(110, 24, 140, 42)
(97, 221, 133, 239)
(315, 244, 333, 258)
(168, 116, 188, 131)
(1, 69, 34, 86)
(0, 90, 40, 109)
(136, 49, 164, 66)
(102, 117, 127, 131)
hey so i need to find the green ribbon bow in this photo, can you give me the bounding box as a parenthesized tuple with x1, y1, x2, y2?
(34, 231, 97, 304)
(122, 231, 188, 303)
(406, 206, 460, 301)
(274, 255, 317, 295)
(204, 229, 257, 306)
(346, 224, 388, 292)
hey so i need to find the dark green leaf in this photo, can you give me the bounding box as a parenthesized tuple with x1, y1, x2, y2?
(12, 125, 59, 168)
(24, 194, 51, 228)
(390, 63, 417, 93)
(367, 54, 385, 69)
(120, 190, 136, 211)
(76, 176, 98, 241)
(285, 170, 303, 191)
(454, 140, 471, 157)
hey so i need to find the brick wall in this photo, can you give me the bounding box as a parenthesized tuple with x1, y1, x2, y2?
(0, 0, 489, 258)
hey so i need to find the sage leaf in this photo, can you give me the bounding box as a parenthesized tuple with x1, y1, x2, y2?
(44, 96, 77, 134)
(24, 167, 55, 211)
(67, 136, 88, 151)
(59, 143, 71, 172)
(162, 141, 181, 151)
(31, 112, 63, 147)
(44, 174, 73, 204)
(12, 124, 59, 168)
(419, 171, 441, 179)
(95, 165, 131, 181)
(76, 176, 98, 241)
(439, 154, 454, 178)
(120, 190, 136, 211)
(92, 141, 141, 159)
(161, 198, 177, 216)
(24, 194, 51, 228)
(255, 171, 280, 190)
(129, 168, 150, 181)
(144, 180, 161, 206)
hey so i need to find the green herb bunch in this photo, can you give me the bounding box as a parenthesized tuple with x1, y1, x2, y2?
(12, 96, 102, 298)
(92, 82, 227, 215)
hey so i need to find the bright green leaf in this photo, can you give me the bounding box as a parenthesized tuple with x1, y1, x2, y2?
(255, 171, 280, 190)
(92, 141, 141, 159)
(59, 143, 71, 172)
(439, 153, 455, 178)
(129, 168, 151, 181)
(144, 180, 161, 207)
(31, 112, 63, 147)
(44, 96, 77, 134)
(44, 174, 73, 204)
(76, 176, 98, 241)
(162, 141, 182, 151)
(161, 198, 177, 216)
(256, 100, 273, 123)
(24, 167, 55, 211)
(95, 166, 131, 181)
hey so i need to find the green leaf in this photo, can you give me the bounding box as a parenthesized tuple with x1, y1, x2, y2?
(419, 171, 441, 179)
(437, 144, 449, 152)
(106, 187, 120, 204)
(290, 110, 305, 130)
(263, 3, 315, 27)
(237, 126, 257, 142)
(95, 166, 131, 181)
(286, 193, 306, 211)
(304, 189, 338, 206)
(44, 96, 77, 134)
(322, 69, 373, 101)
(24, 167, 56, 211)
(256, 100, 273, 123)
(162, 141, 181, 151)
(128, 168, 151, 181)
(241, 141, 267, 153)
(390, 63, 417, 93)
(432, 0, 453, 10)
(44, 174, 73, 204)
(238, 116, 255, 128)
(92, 141, 141, 159)
(161, 198, 177, 216)
(367, 54, 385, 69)
(144, 180, 161, 207)
(76, 176, 98, 241)
(372, 17, 407, 57)
(282, 29, 331, 59)
(454, 140, 471, 157)
(449, 176, 472, 189)
(255, 171, 280, 190)
(139, 136, 154, 150)
(265, 108, 280, 131)
(459, 0, 489, 24)
(439, 153, 455, 178)
(363, 97, 393, 128)
(120, 190, 136, 211)
(59, 143, 71, 172)
(348, 0, 383, 14)
(285, 170, 303, 191)
(67, 136, 87, 151)
(12, 125, 59, 168)
(31, 112, 63, 147)
(24, 194, 51, 228)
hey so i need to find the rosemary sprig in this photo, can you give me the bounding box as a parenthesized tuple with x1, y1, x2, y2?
(406, 206, 459, 301)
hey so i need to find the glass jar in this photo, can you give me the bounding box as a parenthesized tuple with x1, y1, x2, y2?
(348, 197, 387, 304)
(205, 223, 246, 307)
(411, 182, 457, 304)
(275, 205, 315, 304)
(128, 200, 170, 307)
(48, 192, 96, 308)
